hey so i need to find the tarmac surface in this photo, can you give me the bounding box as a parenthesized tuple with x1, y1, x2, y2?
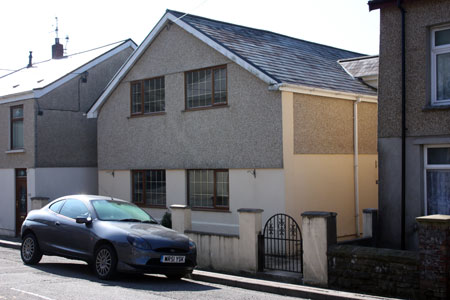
(0, 236, 396, 300)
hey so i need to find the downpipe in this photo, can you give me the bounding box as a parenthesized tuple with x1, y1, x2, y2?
(354, 98, 361, 237)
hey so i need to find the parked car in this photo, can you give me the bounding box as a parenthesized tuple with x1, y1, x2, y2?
(20, 195, 196, 280)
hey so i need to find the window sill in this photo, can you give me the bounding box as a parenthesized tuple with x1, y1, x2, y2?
(5, 149, 25, 154)
(127, 112, 166, 119)
(191, 207, 231, 213)
(182, 104, 229, 113)
(423, 104, 450, 111)
(134, 204, 167, 209)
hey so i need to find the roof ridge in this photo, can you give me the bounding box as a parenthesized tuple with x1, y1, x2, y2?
(166, 9, 367, 57)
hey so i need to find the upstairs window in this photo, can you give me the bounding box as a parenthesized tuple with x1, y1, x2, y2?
(131, 77, 165, 115)
(185, 65, 227, 109)
(431, 26, 450, 106)
(11, 105, 24, 149)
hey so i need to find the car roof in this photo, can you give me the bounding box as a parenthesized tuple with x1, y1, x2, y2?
(51, 195, 127, 204)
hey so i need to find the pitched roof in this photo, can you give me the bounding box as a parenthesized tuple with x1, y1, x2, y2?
(0, 39, 137, 103)
(338, 55, 379, 78)
(88, 10, 377, 118)
(168, 10, 375, 95)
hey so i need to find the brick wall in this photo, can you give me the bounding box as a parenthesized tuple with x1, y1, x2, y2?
(328, 245, 420, 299)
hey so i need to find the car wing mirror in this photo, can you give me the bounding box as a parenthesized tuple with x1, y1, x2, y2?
(76, 216, 92, 225)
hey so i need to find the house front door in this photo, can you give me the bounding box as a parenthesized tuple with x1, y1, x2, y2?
(15, 169, 27, 236)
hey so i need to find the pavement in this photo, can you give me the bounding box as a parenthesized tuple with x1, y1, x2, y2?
(0, 236, 395, 300)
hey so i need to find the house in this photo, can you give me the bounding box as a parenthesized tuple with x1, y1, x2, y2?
(87, 10, 378, 238)
(369, 0, 450, 249)
(0, 38, 136, 236)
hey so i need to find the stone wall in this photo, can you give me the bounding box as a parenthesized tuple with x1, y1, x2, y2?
(328, 245, 420, 299)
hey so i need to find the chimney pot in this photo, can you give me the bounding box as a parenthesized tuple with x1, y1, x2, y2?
(27, 51, 33, 68)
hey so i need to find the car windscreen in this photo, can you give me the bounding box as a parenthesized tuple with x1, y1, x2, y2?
(91, 200, 157, 223)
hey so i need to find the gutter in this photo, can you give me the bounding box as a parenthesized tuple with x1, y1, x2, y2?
(271, 83, 377, 103)
(397, 0, 407, 250)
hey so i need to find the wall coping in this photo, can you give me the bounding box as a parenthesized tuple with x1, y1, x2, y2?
(237, 208, 264, 213)
(363, 208, 378, 213)
(302, 211, 337, 218)
(31, 197, 50, 201)
(185, 229, 239, 238)
(416, 214, 450, 223)
(170, 204, 189, 209)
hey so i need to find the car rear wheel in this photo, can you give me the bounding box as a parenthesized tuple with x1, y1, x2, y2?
(21, 233, 42, 265)
(94, 244, 117, 280)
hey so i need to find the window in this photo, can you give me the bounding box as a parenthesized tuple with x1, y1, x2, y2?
(132, 170, 166, 207)
(187, 170, 229, 209)
(11, 105, 24, 149)
(59, 199, 90, 219)
(49, 200, 66, 213)
(424, 145, 450, 215)
(185, 65, 227, 109)
(431, 26, 450, 106)
(131, 77, 165, 115)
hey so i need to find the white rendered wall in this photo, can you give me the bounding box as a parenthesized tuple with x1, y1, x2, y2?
(34, 168, 98, 201)
(98, 169, 285, 232)
(0, 169, 15, 236)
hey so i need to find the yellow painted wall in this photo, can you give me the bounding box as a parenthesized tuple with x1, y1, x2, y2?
(283, 91, 378, 238)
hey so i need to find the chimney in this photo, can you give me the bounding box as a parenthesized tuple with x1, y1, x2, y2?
(52, 38, 64, 59)
(27, 51, 33, 68)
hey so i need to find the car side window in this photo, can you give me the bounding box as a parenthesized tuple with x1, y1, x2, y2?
(59, 199, 90, 219)
(49, 200, 65, 213)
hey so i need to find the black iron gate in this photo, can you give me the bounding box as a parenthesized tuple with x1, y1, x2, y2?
(258, 214, 302, 273)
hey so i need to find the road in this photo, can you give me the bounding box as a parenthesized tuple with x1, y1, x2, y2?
(0, 247, 301, 300)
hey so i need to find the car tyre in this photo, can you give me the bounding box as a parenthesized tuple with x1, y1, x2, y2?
(94, 244, 117, 280)
(21, 233, 43, 265)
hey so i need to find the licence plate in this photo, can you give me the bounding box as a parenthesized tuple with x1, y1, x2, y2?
(160, 255, 185, 263)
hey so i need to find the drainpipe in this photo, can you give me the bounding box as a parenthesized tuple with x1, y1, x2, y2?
(354, 97, 361, 237)
(398, 0, 406, 250)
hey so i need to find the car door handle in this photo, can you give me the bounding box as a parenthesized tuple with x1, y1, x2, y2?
(55, 221, 60, 226)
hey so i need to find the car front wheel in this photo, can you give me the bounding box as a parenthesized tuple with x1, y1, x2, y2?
(94, 244, 117, 280)
(21, 233, 43, 265)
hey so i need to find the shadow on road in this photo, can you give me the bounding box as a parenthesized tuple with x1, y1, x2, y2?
(28, 262, 219, 292)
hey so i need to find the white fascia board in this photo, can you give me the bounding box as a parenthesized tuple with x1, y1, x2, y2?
(0, 91, 34, 104)
(87, 12, 278, 119)
(272, 83, 378, 103)
(35, 40, 136, 100)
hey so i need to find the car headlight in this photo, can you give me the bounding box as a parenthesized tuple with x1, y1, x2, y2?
(189, 239, 196, 251)
(127, 234, 152, 250)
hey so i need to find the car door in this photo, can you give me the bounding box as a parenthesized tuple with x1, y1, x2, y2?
(34, 199, 66, 252)
(55, 199, 93, 259)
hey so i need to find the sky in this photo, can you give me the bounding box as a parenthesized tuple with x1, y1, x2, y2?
(0, 0, 379, 72)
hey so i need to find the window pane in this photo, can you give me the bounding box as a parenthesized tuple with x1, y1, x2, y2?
(142, 77, 165, 113)
(145, 170, 166, 206)
(188, 170, 214, 208)
(216, 171, 229, 207)
(436, 52, 450, 101)
(12, 119, 24, 149)
(12, 107, 23, 118)
(131, 83, 142, 113)
(60, 199, 90, 219)
(428, 147, 450, 165)
(133, 171, 144, 203)
(214, 68, 227, 104)
(436, 29, 450, 46)
(427, 170, 450, 214)
(186, 69, 213, 108)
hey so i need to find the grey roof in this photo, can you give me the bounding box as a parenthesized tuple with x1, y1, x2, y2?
(169, 10, 376, 96)
(338, 55, 379, 78)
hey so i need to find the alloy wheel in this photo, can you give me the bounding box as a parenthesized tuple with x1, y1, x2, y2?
(96, 248, 112, 276)
(22, 237, 35, 262)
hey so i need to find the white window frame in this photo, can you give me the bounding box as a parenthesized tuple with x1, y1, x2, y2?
(424, 144, 450, 215)
(431, 26, 450, 106)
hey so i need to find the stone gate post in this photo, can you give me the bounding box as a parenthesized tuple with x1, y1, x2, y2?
(238, 208, 263, 272)
(170, 204, 191, 233)
(301, 211, 337, 287)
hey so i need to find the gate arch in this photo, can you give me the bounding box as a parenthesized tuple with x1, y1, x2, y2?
(260, 213, 302, 273)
